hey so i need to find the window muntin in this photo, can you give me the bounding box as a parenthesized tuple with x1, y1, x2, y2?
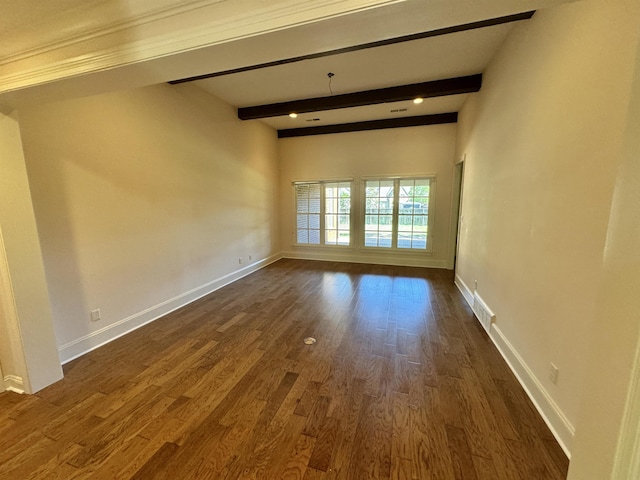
(295, 182, 351, 246)
(364, 177, 432, 251)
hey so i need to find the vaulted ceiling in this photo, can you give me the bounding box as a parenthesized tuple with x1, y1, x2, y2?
(0, 0, 576, 133)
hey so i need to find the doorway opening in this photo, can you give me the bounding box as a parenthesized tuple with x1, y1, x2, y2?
(449, 159, 465, 271)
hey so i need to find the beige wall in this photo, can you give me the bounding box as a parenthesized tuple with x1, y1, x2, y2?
(278, 124, 458, 268)
(455, 0, 640, 460)
(567, 20, 640, 478)
(19, 84, 280, 362)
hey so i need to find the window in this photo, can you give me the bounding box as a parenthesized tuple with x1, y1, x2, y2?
(295, 181, 351, 246)
(324, 183, 351, 245)
(364, 177, 432, 250)
(295, 183, 320, 244)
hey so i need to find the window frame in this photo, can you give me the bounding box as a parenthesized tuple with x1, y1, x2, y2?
(361, 175, 435, 253)
(293, 179, 353, 248)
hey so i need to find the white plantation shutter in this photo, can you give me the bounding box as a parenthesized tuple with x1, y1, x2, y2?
(295, 183, 321, 244)
(294, 181, 352, 246)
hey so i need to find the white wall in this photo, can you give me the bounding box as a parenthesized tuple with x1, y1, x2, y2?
(18, 84, 280, 363)
(0, 108, 63, 393)
(278, 124, 458, 268)
(455, 0, 640, 459)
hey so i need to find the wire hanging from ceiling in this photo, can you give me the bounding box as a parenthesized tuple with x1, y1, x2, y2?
(327, 72, 335, 95)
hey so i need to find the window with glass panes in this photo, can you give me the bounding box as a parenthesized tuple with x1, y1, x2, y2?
(398, 178, 430, 249)
(295, 182, 351, 246)
(364, 180, 394, 248)
(364, 177, 432, 250)
(324, 182, 351, 245)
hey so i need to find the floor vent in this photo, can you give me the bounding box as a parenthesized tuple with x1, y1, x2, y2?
(472, 292, 495, 334)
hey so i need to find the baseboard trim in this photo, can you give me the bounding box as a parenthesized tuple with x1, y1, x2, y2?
(454, 273, 474, 305)
(490, 325, 574, 457)
(454, 273, 574, 458)
(58, 253, 282, 364)
(4, 375, 25, 394)
(282, 249, 448, 269)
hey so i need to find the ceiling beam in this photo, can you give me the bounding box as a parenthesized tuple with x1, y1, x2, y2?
(238, 75, 481, 120)
(169, 11, 534, 85)
(278, 112, 458, 138)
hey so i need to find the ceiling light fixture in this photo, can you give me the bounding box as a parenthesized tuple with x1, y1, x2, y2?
(289, 113, 298, 118)
(413, 97, 424, 104)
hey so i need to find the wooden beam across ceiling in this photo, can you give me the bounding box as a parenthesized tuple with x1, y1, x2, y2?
(169, 11, 534, 85)
(238, 74, 482, 120)
(277, 112, 458, 138)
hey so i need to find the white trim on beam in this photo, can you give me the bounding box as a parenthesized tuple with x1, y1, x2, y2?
(0, 0, 400, 93)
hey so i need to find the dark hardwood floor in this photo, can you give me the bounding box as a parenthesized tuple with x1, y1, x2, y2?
(0, 259, 569, 479)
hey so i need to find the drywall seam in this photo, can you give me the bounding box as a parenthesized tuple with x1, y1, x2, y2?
(58, 253, 281, 364)
(454, 276, 574, 458)
(282, 249, 448, 269)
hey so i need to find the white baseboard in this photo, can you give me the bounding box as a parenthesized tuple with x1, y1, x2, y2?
(455, 273, 474, 305)
(454, 273, 574, 458)
(58, 253, 282, 364)
(4, 375, 25, 394)
(490, 325, 574, 457)
(282, 249, 448, 269)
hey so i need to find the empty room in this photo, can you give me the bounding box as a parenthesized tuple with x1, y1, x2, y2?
(0, 0, 639, 478)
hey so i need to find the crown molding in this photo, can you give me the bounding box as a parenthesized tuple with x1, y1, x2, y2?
(0, 0, 227, 68)
(0, 0, 401, 94)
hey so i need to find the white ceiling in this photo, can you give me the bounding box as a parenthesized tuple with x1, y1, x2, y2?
(0, 0, 577, 129)
(195, 22, 516, 130)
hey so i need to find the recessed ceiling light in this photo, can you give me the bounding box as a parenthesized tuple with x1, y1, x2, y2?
(413, 97, 424, 104)
(289, 113, 298, 118)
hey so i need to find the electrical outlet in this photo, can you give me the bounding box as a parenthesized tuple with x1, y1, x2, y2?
(474, 280, 478, 291)
(249, 254, 253, 261)
(238, 257, 242, 265)
(549, 363, 559, 384)
(90, 309, 101, 322)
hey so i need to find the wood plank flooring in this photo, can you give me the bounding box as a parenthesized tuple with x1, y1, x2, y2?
(0, 259, 569, 479)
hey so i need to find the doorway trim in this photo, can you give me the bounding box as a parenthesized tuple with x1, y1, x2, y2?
(447, 155, 465, 270)
(612, 335, 640, 478)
